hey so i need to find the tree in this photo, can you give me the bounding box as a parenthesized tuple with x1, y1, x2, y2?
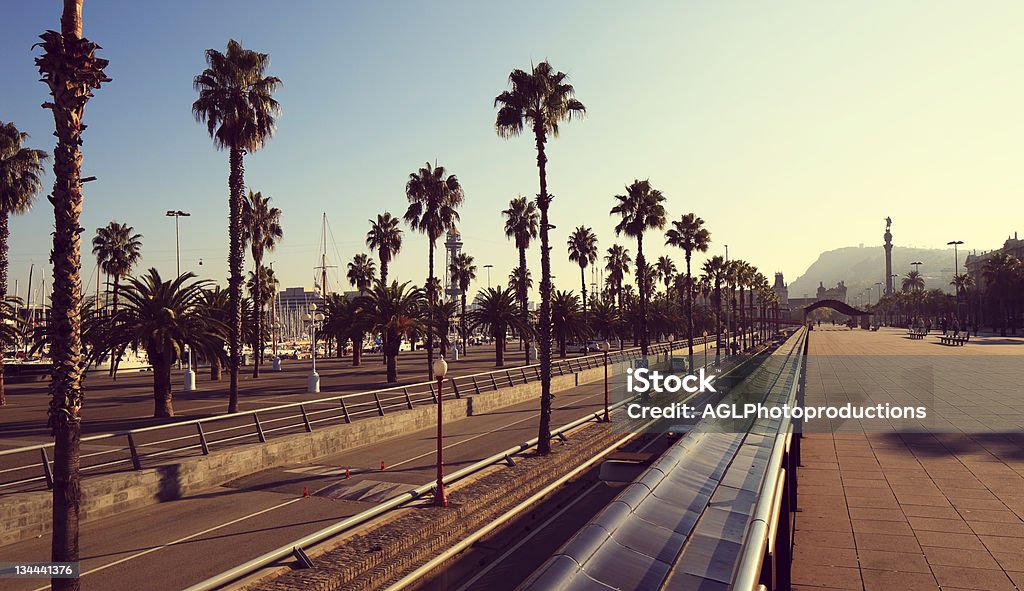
(357, 281, 425, 382)
(35, 3, 111, 583)
(654, 256, 676, 295)
(589, 296, 620, 342)
(246, 264, 278, 364)
(604, 244, 631, 319)
(551, 290, 587, 357)
(902, 270, 925, 292)
(347, 253, 377, 293)
(467, 287, 531, 367)
(241, 189, 282, 377)
(666, 212, 710, 369)
(611, 179, 666, 357)
(702, 256, 727, 364)
(502, 196, 539, 363)
(508, 266, 533, 293)
(405, 162, 463, 378)
(982, 253, 1021, 336)
(566, 226, 598, 326)
(195, 286, 229, 380)
(90, 222, 142, 314)
(105, 269, 217, 417)
(193, 38, 281, 414)
(0, 122, 48, 407)
(366, 212, 402, 284)
(495, 61, 585, 455)
(449, 252, 476, 351)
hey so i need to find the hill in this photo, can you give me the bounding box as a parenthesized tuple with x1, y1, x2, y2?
(788, 245, 957, 300)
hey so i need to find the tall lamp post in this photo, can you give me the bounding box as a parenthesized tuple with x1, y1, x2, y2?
(666, 333, 675, 370)
(483, 264, 493, 289)
(598, 341, 610, 422)
(165, 210, 191, 277)
(183, 345, 196, 391)
(432, 356, 449, 507)
(947, 240, 964, 324)
(303, 303, 325, 393)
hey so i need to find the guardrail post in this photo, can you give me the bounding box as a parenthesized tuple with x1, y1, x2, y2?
(339, 399, 352, 423)
(429, 382, 438, 404)
(196, 423, 210, 455)
(299, 404, 313, 432)
(506, 371, 514, 387)
(520, 368, 527, 383)
(451, 378, 460, 399)
(490, 373, 498, 390)
(40, 448, 54, 489)
(403, 388, 414, 409)
(126, 432, 142, 471)
(253, 413, 267, 443)
(374, 393, 385, 416)
(779, 466, 793, 590)
(471, 376, 480, 395)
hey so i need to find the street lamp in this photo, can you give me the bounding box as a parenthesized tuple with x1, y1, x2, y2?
(165, 210, 191, 278)
(948, 240, 964, 323)
(483, 264, 493, 289)
(302, 303, 325, 393)
(598, 341, 610, 422)
(432, 356, 449, 507)
(183, 344, 196, 391)
(666, 333, 675, 370)
(911, 261, 923, 274)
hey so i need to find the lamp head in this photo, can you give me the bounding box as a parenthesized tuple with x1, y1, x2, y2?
(598, 341, 610, 352)
(432, 357, 448, 379)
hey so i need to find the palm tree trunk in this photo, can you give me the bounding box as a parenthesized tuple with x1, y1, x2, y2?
(495, 332, 504, 367)
(353, 332, 363, 366)
(518, 246, 529, 364)
(426, 240, 435, 379)
(0, 213, 7, 407)
(252, 255, 262, 378)
(715, 286, 722, 364)
(461, 292, 467, 352)
(380, 255, 388, 285)
(152, 348, 173, 418)
(636, 235, 648, 357)
(534, 125, 553, 456)
(227, 147, 244, 413)
(580, 264, 587, 328)
(210, 356, 221, 381)
(685, 253, 693, 370)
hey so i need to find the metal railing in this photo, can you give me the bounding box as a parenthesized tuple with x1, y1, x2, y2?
(0, 338, 701, 494)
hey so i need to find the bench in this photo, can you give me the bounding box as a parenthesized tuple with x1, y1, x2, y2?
(938, 332, 970, 346)
(907, 328, 928, 339)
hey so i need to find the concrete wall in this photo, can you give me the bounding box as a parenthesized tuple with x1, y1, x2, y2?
(0, 350, 673, 547)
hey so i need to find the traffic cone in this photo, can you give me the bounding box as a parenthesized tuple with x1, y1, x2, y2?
(303, 486, 310, 498)
(380, 460, 386, 470)
(344, 467, 351, 479)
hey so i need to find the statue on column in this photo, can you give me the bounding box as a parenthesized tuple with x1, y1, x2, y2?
(885, 216, 892, 233)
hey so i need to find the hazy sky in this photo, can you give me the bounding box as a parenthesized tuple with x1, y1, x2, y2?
(3, 1, 1022, 303)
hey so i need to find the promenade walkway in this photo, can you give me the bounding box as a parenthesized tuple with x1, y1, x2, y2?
(792, 327, 1024, 591)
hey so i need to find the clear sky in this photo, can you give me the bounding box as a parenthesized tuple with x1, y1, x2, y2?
(2, 1, 1022, 303)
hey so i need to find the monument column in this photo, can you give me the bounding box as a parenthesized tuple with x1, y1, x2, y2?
(883, 217, 893, 295)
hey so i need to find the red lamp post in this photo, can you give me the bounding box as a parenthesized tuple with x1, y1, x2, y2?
(432, 357, 449, 508)
(599, 341, 610, 422)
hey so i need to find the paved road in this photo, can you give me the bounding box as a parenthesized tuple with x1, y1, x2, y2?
(792, 327, 1024, 591)
(0, 370, 633, 591)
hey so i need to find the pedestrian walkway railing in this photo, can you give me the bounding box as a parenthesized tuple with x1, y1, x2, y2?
(0, 338, 703, 494)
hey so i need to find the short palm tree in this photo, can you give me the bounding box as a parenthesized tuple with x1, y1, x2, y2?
(502, 196, 539, 362)
(246, 264, 278, 365)
(982, 253, 1021, 336)
(91, 222, 143, 314)
(357, 281, 425, 382)
(195, 286, 230, 380)
(495, 61, 585, 455)
(241, 189, 282, 377)
(508, 266, 533, 293)
(404, 162, 463, 378)
(902, 270, 925, 293)
(611, 179, 666, 356)
(0, 296, 25, 407)
(366, 212, 402, 284)
(0, 122, 47, 407)
(449, 252, 476, 351)
(193, 38, 282, 414)
(702, 256, 727, 364)
(665, 213, 710, 368)
(551, 290, 587, 357)
(567, 226, 598, 325)
(467, 287, 531, 367)
(106, 269, 218, 417)
(347, 253, 377, 294)
(589, 297, 620, 343)
(655, 256, 676, 296)
(604, 244, 631, 316)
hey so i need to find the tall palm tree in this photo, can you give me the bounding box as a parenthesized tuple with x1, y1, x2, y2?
(604, 244, 632, 330)
(35, 4, 111, 575)
(449, 252, 476, 352)
(90, 222, 142, 314)
(508, 266, 533, 293)
(665, 213, 710, 369)
(495, 61, 585, 455)
(193, 38, 281, 414)
(347, 253, 377, 293)
(725, 260, 740, 347)
(0, 122, 48, 407)
(567, 226, 598, 326)
(951, 273, 974, 326)
(502, 196, 539, 362)
(702, 256, 727, 364)
(241, 189, 282, 377)
(404, 161, 463, 379)
(982, 253, 1021, 336)
(366, 212, 402, 284)
(610, 179, 666, 356)
(467, 287, 531, 368)
(655, 256, 676, 296)
(357, 281, 425, 382)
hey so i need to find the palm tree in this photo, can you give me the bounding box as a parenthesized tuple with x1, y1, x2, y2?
(724, 260, 740, 347)
(951, 273, 974, 326)
(357, 281, 425, 382)
(0, 122, 48, 407)
(604, 244, 632, 318)
(665, 213, 710, 369)
(702, 256, 727, 364)
(241, 189, 282, 378)
(35, 4, 111, 579)
(567, 226, 598, 326)
(366, 212, 402, 284)
(347, 253, 377, 293)
(502, 196, 539, 363)
(610, 180, 666, 356)
(589, 297, 620, 342)
(551, 290, 587, 357)
(982, 253, 1021, 336)
(495, 61, 585, 455)
(105, 270, 218, 418)
(655, 256, 676, 296)
(902, 270, 925, 293)
(404, 161, 463, 379)
(246, 264, 278, 365)
(449, 252, 476, 351)
(195, 286, 230, 380)
(467, 287, 531, 367)
(508, 266, 533, 293)
(193, 38, 281, 414)
(91, 222, 142, 313)
(735, 261, 756, 351)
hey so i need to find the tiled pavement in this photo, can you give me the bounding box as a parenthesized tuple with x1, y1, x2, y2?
(792, 328, 1024, 591)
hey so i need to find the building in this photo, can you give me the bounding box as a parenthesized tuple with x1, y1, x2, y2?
(964, 232, 1024, 290)
(816, 281, 848, 303)
(444, 231, 463, 303)
(772, 272, 789, 306)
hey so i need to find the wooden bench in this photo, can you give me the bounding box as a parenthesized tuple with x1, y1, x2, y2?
(938, 332, 970, 346)
(907, 328, 928, 339)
